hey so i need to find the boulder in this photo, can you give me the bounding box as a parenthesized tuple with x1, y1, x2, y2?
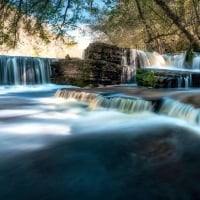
(51, 59, 122, 87)
(84, 42, 122, 64)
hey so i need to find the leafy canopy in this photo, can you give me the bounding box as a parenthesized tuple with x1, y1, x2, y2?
(0, 0, 115, 47)
(1, 0, 200, 52)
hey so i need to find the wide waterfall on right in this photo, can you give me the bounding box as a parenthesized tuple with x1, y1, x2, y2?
(121, 49, 200, 88)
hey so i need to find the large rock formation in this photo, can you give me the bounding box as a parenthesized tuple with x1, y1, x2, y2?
(51, 42, 123, 87)
(51, 42, 200, 88)
(51, 58, 122, 87)
(84, 42, 122, 64)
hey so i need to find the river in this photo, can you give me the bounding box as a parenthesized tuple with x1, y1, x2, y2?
(1, 84, 200, 199)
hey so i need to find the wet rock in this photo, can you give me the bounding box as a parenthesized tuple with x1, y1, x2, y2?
(50, 42, 124, 87)
(51, 59, 122, 87)
(84, 42, 122, 64)
(180, 94, 200, 108)
(136, 68, 200, 88)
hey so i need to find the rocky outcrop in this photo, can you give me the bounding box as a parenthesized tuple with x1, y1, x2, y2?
(51, 58, 122, 87)
(51, 42, 200, 88)
(136, 68, 200, 88)
(84, 42, 122, 64)
(51, 42, 123, 87)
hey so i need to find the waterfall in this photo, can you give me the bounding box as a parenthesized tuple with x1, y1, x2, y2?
(177, 77, 182, 88)
(177, 74, 191, 88)
(164, 53, 186, 69)
(184, 76, 189, 88)
(55, 89, 200, 126)
(121, 49, 167, 83)
(0, 55, 52, 85)
(55, 89, 99, 103)
(123, 50, 200, 71)
(121, 49, 137, 83)
(163, 52, 200, 70)
(55, 89, 153, 113)
(192, 53, 200, 70)
(89, 96, 152, 113)
(159, 98, 200, 125)
(121, 50, 200, 71)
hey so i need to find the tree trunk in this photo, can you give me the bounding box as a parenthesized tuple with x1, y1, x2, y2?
(153, 0, 200, 51)
(134, 0, 153, 49)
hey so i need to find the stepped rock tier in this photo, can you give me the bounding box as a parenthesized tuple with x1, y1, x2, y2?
(136, 68, 200, 88)
(51, 59, 122, 87)
(51, 42, 200, 88)
(55, 87, 200, 126)
(84, 42, 122, 64)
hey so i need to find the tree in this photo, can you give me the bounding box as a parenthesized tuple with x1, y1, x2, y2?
(153, 0, 200, 51)
(0, 0, 115, 48)
(97, 0, 200, 52)
(1, 0, 200, 52)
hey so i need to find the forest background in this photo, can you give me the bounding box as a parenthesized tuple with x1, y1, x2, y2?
(0, 0, 199, 54)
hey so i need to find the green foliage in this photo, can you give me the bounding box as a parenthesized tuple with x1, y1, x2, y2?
(1, 0, 200, 51)
(0, 0, 115, 47)
(136, 69, 157, 87)
(185, 50, 194, 63)
(98, 0, 200, 52)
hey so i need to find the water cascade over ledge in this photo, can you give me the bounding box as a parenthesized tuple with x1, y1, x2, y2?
(159, 98, 200, 125)
(55, 89, 200, 126)
(121, 49, 200, 87)
(55, 89, 153, 113)
(2, 84, 200, 199)
(0, 55, 52, 85)
(2, 42, 200, 199)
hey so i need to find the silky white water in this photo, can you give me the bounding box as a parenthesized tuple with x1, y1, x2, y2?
(1, 84, 200, 160)
(2, 85, 200, 200)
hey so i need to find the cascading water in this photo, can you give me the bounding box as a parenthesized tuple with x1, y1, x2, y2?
(163, 52, 186, 69)
(159, 98, 200, 126)
(55, 89, 99, 103)
(122, 49, 200, 72)
(55, 89, 153, 113)
(0, 55, 52, 85)
(55, 89, 200, 127)
(121, 49, 149, 83)
(121, 49, 137, 83)
(1, 44, 200, 199)
(2, 85, 200, 199)
(121, 49, 200, 88)
(192, 53, 200, 70)
(176, 74, 192, 88)
(164, 52, 200, 70)
(89, 95, 152, 113)
(121, 49, 167, 83)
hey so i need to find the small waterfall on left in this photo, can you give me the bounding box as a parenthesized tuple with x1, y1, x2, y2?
(0, 55, 52, 85)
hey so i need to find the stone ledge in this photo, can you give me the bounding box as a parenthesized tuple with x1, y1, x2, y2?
(51, 59, 123, 87)
(136, 68, 200, 88)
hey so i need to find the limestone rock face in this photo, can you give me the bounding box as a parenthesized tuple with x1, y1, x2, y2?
(51, 58, 122, 87)
(51, 42, 123, 87)
(136, 68, 200, 88)
(84, 42, 122, 64)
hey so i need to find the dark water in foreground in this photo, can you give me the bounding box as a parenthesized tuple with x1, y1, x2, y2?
(0, 85, 200, 200)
